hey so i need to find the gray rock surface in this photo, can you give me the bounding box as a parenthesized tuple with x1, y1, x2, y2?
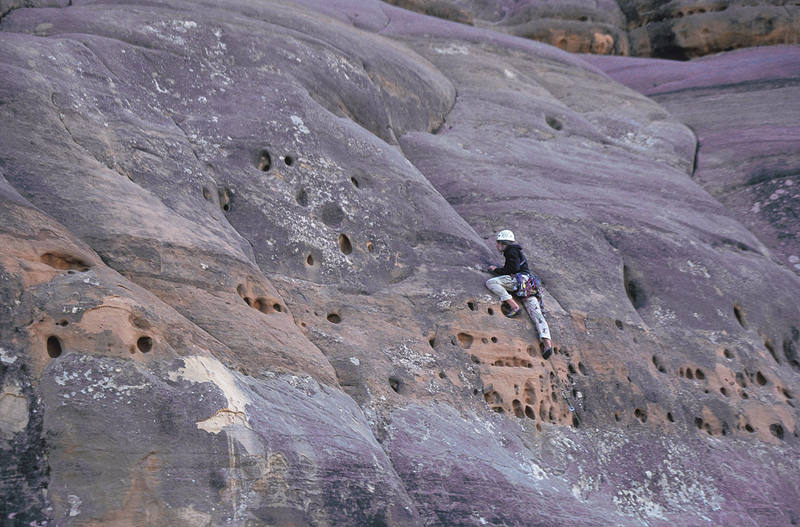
(1, 1, 799, 526)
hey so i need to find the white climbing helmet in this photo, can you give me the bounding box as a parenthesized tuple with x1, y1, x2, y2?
(496, 230, 515, 242)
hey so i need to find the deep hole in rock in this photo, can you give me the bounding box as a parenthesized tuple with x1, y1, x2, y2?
(572, 416, 579, 427)
(741, 391, 749, 399)
(614, 412, 620, 422)
(218, 187, 232, 212)
(272, 303, 282, 312)
(545, 116, 563, 130)
(513, 400, 524, 418)
(686, 369, 694, 380)
(284, 155, 295, 166)
(652, 355, 666, 373)
(735, 371, 747, 387)
(429, 338, 436, 348)
(257, 150, 271, 171)
(745, 424, 754, 433)
(578, 362, 587, 375)
(57, 320, 69, 327)
(615, 320, 624, 330)
(724, 348, 734, 359)
(695, 417, 703, 429)
(366, 241, 374, 253)
(756, 371, 767, 385)
(695, 369, 705, 380)
(733, 304, 746, 328)
(306, 254, 315, 266)
(457, 333, 474, 349)
(296, 189, 309, 207)
(525, 405, 535, 419)
(568, 363, 576, 374)
(467, 301, 476, 311)
(470, 354, 481, 364)
(491, 336, 498, 343)
(667, 412, 674, 422)
(350, 176, 360, 188)
(327, 313, 341, 324)
(769, 423, 785, 440)
(46, 336, 62, 358)
(720, 387, 728, 396)
(487, 308, 494, 316)
(781, 388, 794, 399)
(389, 377, 401, 393)
(41, 252, 90, 272)
(623, 265, 646, 309)
(439, 371, 446, 379)
(338, 234, 353, 255)
(137, 336, 153, 353)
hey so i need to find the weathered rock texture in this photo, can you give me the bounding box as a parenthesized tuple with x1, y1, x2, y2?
(588, 45, 800, 279)
(1, 1, 799, 526)
(619, 0, 800, 58)
(383, 0, 800, 57)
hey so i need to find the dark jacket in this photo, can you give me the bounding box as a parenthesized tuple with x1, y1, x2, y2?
(492, 244, 530, 276)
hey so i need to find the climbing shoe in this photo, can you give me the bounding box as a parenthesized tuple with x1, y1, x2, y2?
(505, 307, 522, 318)
(542, 347, 553, 360)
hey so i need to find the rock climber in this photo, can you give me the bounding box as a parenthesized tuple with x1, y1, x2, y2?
(485, 229, 553, 359)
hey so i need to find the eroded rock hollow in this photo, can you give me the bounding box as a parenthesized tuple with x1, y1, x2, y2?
(1, 0, 798, 525)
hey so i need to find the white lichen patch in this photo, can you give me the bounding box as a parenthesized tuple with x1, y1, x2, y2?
(0, 347, 17, 364)
(384, 340, 435, 375)
(678, 260, 711, 279)
(433, 44, 469, 55)
(620, 130, 657, 150)
(527, 460, 548, 481)
(652, 305, 677, 323)
(613, 481, 666, 520)
(67, 495, 82, 517)
(290, 115, 311, 135)
(169, 355, 252, 435)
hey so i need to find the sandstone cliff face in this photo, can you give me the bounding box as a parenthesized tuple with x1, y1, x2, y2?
(384, 0, 800, 57)
(588, 45, 800, 282)
(1, 1, 799, 526)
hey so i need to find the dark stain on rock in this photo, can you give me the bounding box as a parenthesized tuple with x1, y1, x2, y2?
(321, 203, 345, 227)
(623, 264, 646, 310)
(40, 252, 90, 272)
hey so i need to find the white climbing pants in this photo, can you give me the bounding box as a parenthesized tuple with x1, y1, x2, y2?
(485, 275, 551, 341)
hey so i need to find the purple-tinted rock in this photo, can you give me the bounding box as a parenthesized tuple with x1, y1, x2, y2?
(589, 45, 800, 277)
(0, 1, 799, 526)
